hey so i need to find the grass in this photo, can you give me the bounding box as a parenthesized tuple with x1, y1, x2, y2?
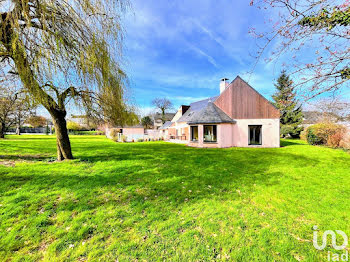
(0, 135, 349, 261)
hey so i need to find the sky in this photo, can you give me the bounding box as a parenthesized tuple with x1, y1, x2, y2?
(122, 0, 282, 116)
(19, 0, 349, 118)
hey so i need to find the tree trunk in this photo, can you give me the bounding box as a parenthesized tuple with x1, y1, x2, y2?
(161, 109, 166, 124)
(49, 109, 73, 161)
(0, 123, 5, 139)
(16, 125, 20, 135)
(16, 115, 21, 135)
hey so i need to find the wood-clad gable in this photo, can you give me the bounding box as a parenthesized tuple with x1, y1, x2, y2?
(214, 76, 280, 119)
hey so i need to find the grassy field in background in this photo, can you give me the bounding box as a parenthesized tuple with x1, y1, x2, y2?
(0, 135, 349, 261)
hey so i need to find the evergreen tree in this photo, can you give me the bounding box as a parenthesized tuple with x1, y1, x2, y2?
(272, 71, 304, 138)
(141, 116, 153, 129)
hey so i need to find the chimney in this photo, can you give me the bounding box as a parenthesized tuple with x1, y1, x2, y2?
(220, 78, 229, 94)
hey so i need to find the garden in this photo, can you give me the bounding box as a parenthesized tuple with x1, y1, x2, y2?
(0, 135, 349, 261)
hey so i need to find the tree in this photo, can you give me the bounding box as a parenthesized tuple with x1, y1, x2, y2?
(0, 82, 32, 137)
(13, 97, 33, 135)
(0, 87, 17, 138)
(0, 0, 132, 160)
(272, 71, 303, 138)
(27, 115, 47, 128)
(250, 0, 349, 99)
(152, 98, 173, 124)
(141, 116, 153, 129)
(314, 96, 350, 122)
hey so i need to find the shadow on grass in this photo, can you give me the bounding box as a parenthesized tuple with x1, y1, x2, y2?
(0, 154, 52, 162)
(280, 139, 305, 147)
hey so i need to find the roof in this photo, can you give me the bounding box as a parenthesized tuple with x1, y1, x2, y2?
(177, 96, 218, 123)
(187, 102, 235, 124)
(153, 113, 176, 121)
(159, 121, 173, 130)
(114, 124, 144, 129)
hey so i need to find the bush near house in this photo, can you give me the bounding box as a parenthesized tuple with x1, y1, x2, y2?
(304, 122, 347, 148)
(306, 128, 323, 145)
(109, 128, 120, 141)
(340, 133, 350, 150)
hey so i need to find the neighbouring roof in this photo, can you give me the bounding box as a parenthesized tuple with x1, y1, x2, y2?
(114, 124, 144, 129)
(187, 102, 235, 125)
(159, 121, 173, 130)
(153, 112, 176, 122)
(177, 96, 218, 123)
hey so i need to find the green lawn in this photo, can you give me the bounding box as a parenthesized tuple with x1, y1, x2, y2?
(0, 135, 349, 261)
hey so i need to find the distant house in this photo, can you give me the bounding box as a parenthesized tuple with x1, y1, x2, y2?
(153, 112, 176, 129)
(105, 124, 145, 142)
(160, 76, 280, 148)
(159, 121, 173, 138)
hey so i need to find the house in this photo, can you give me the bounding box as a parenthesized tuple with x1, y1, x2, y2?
(159, 121, 173, 138)
(161, 76, 280, 148)
(153, 112, 176, 129)
(105, 124, 145, 142)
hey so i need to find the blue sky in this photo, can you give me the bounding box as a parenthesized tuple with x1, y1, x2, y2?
(122, 0, 281, 115)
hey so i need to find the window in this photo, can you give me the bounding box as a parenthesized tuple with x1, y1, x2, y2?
(249, 125, 262, 145)
(191, 126, 198, 142)
(204, 125, 217, 142)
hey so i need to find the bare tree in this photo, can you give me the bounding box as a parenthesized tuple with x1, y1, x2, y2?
(250, 0, 349, 99)
(13, 97, 34, 135)
(0, 82, 34, 137)
(0, 0, 132, 160)
(26, 115, 47, 128)
(0, 86, 17, 138)
(152, 98, 173, 124)
(314, 96, 350, 122)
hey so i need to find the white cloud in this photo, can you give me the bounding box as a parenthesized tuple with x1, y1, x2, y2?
(187, 44, 219, 68)
(172, 96, 209, 103)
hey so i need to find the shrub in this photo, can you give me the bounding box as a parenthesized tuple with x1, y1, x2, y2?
(340, 132, 350, 150)
(305, 122, 346, 147)
(327, 131, 345, 148)
(280, 124, 303, 138)
(280, 125, 293, 138)
(67, 121, 82, 131)
(137, 138, 144, 142)
(121, 135, 127, 142)
(109, 129, 120, 140)
(289, 126, 304, 138)
(306, 128, 322, 145)
(300, 130, 307, 141)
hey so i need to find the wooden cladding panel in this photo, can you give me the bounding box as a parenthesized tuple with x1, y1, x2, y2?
(214, 77, 280, 119)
